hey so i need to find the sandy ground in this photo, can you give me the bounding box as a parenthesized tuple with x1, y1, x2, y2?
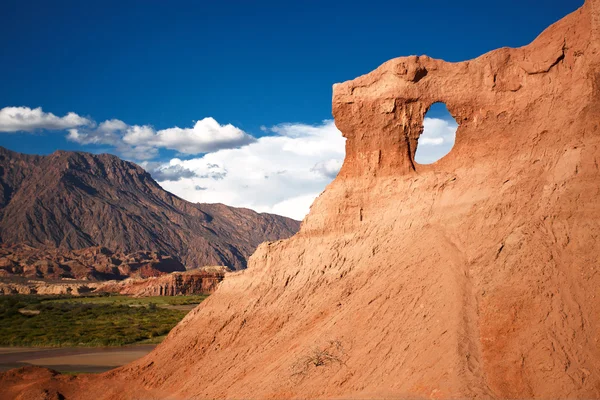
(0, 348, 54, 355)
(0, 345, 155, 373)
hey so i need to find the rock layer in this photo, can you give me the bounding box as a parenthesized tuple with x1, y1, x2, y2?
(0, 244, 185, 281)
(0, 280, 104, 296)
(2, 1, 600, 399)
(96, 267, 229, 296)
(0, 148, 300, 270)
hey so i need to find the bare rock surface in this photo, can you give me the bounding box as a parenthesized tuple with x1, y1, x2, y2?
(0, 149, 300, 270)
(0, 280, 104, 296)
(2, 1, 600, 398)
(0, 244, 185, 282)
(0, 245, 227, 296)
(96, 266, 230, 296)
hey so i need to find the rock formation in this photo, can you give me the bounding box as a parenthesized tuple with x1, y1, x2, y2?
(0, 148, 300, 270)
(0, 267, 227, 297)
(0, 244, 185, 281)
(2, 1, 600, 399)
(0, 280, 104, 296)
(96, 267, 230, 296)
(0, 245, 228, 296)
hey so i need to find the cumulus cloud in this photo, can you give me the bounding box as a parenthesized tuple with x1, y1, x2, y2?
(67, 119, 128, 145)
(415, 117, 458, 164)
(67, 117, 254, 160)
(0, 106, 92, 132)
(68, 119, 160, 160)
(311, 159, 343, 179)
(145, 164, 199, 182)
(156, 120, 345, 220)
(140, 118, 256, 154)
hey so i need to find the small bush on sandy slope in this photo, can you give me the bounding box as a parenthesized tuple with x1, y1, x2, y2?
(291, 339, 347, 381)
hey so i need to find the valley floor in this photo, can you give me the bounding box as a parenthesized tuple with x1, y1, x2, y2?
(0, 294, 207, 347)
(0, 294, 206, 373)
(0, 345, 156, 373)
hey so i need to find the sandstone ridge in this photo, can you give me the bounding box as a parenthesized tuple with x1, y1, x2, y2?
(96, 267, 230, 296)
(2, 1, 599, 399)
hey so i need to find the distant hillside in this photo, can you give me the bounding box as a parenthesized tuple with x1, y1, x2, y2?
(0, 147, 300, 270)
(0, 244, 186, 281)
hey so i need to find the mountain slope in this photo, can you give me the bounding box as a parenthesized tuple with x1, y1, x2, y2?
(0, 147, 299, 270)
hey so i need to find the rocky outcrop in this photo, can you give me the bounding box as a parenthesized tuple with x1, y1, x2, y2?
(0, 267, 227, 297)
(0, 280, 103, 296)
(0, 244, 228, 296)
(0, 148, 300, 270)
(97, 267, 230, 296)
(2, 1, 600, 399)
(0, 244, 185, 281)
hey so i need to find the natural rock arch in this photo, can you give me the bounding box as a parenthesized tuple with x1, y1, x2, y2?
(414, 102, 458, 165)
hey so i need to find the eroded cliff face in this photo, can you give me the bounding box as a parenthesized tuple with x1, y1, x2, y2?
(0, 244, 186, 281)
(2, 1, 600, 399)
(97, 267, 229, 297)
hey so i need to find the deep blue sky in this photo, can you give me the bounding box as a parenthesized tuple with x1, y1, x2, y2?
(0, 0, 582, 158)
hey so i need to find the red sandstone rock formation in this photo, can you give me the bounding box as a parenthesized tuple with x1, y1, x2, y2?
(2, 1, 600, 399)
(0, 244, 230, 296)
(0, 244, 185, 281)
(96, 267, 230, 296)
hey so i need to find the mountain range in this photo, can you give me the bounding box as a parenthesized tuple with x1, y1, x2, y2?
(0, 147, 300, 270)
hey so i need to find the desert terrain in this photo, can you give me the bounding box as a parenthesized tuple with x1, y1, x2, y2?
(0, 346, 155, 374)
(2, 1, 600, 399)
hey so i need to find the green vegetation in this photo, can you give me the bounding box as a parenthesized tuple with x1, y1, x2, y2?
(0, 294, 207, 347)
(49, 294, 209, 306)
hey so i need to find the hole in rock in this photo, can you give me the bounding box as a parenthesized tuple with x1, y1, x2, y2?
(414, 103, 458, 164)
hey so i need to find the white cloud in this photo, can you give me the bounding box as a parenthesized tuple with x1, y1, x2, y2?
(156, 120, 345, 220)
(311, 158, 343, 179)
(67, 119, 128, 145)
(415, 117, 458, 164)
(0, 106, 92, 132)
(122, 125, 155, 145)
(98, 119, 128, 132)
(148, 118, 256, 154)
(68, 117, 255, 160)
(67, 119, 160, 160)
(419, 137, 444, 145)
(147, 164, 198, 182)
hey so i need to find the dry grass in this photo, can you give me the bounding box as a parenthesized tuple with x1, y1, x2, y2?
(290, 339, 347, 381)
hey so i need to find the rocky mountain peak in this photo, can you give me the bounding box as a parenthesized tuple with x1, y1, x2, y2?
(0, 147, 300, 270)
